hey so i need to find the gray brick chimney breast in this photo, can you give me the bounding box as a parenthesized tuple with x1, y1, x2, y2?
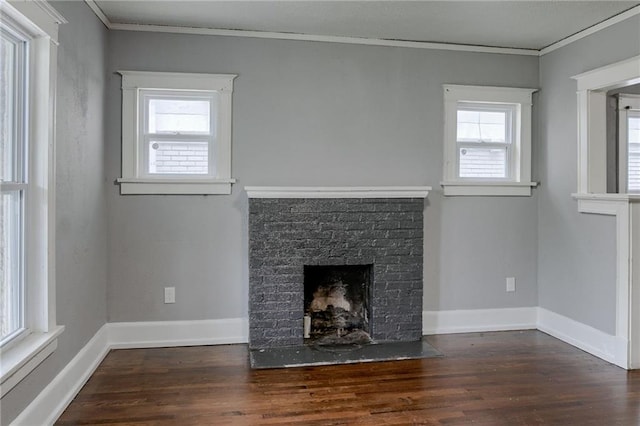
(248, 198, 424, 349)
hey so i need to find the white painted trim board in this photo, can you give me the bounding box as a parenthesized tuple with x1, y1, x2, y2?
(423, 307, 537, 335)
(245, 186, 431, 199)
(10, 311, 626, 425)
(570, 56, 640, 370)
(11, 318, 248, 426)
(10, 325, 110, 426)
(539, 6, 640, 55)
(83, 1, 640, 57)
(537, 308, 627, 369)
(108, 318, 249, 349)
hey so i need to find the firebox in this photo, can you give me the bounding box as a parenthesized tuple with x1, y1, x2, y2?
(303, 264, 372, 346)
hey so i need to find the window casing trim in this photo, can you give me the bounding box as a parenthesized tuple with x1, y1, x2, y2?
(0, 0, 65, 396)
(572, 55, 640, 194)
(442, 84, 538, 196)
(117, 71, 237, 195)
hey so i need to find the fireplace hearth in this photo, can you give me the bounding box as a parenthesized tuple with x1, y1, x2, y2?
(246, 186, 431, 367)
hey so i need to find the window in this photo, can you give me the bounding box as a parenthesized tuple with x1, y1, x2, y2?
(442, 85, 538, 196)
(618, 95, 640, 193)
(457, 104, 515, 179)
(629, 113, 640, 192)
(1, 22, 27, 346)
(143, 92, 214, 176)
(117, 71, 237, 195)
(0, 0, 65, 397)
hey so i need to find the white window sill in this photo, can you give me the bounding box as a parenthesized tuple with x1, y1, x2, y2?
(116, 178, 236, 195)
(572, 192, 640, 216)
(441, 181, 538, 196)
(572, 192, 640, 202)
(0, 325, 64, 397)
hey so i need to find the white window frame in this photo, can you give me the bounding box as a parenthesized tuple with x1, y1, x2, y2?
(618, 95, 640, 194)
(117, 71, 237, 195)
(1, 17, 28, 349)
(140, 90, 215, 178)
(442, 84, 538, 196)
(456, 102, 516, 180)
(0, 0, 65, 397)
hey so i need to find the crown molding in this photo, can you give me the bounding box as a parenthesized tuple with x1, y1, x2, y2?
(84, 0, 110, 28)
(32, 0, 67, 24)
(107, 22, 540, 56)
(539, 5, 640, 56)
(81, 0, 537, 56)
(84, 1, 640, 57)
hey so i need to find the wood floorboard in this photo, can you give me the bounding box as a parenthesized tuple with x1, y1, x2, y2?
(56, 331, 640, 425)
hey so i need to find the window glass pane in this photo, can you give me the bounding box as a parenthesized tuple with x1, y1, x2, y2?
(459, 146, 507, 178)
(629, 116, 640, 143)
(457, 108, 507, 143)
(1, 191, 23, 343)
(457, 122, 481, 141)
(628, 115, 640, 192)
(148, 98, 212, 134)
(1, 31, 21, 182)
(149, 140, 209, 175)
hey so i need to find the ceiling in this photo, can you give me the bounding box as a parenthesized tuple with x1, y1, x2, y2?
(91, 1, 640, 52)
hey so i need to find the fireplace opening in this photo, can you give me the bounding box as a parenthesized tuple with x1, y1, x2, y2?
(303, 264, 372, 346)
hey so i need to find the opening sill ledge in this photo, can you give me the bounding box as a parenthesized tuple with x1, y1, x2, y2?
(441, 181, 538, 196)
(0, 325, 65, 397)
(572, 192, 640, 215)
(116, 178, 236, 195)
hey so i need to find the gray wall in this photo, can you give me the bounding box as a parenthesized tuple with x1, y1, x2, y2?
(537, 15, 640, 334)
(106, 31, 539, 323)
(4, 5, 639, 423)
(1, 2, 108, 424)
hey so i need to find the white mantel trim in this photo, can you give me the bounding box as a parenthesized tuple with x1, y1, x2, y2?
(244, 186, 431, 199)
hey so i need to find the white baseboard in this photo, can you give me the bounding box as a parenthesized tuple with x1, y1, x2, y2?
(11, 325, 110, 426)
(423, 307, 538, 335)
(11, 318, 248, 426)
(10, 311, 626, 425)
(537, 307, 627, 369)
(423, 307, 625, 368)
(108, 318, 249, 349)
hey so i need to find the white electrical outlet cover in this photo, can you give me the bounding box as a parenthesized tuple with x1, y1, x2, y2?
(164, 287, 176, 303)
(506, 277, 516, 292)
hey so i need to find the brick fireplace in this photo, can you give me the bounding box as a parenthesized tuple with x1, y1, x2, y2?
(247, 187, 430, 350)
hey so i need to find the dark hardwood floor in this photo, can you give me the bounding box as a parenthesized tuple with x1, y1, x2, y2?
(56, 331, 640, 425)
